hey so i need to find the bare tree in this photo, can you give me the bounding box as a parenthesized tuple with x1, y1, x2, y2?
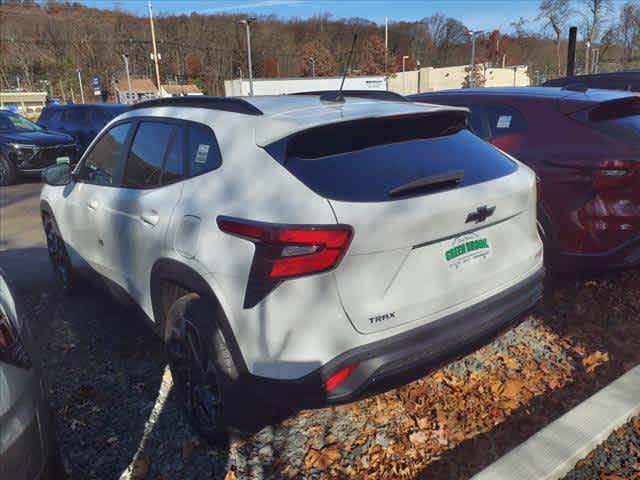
(538, 0, 571, 75)
(617, 1, 640, 64)
(578, 0, 613, 73)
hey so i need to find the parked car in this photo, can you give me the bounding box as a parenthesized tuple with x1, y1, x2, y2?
(411, 87, 640, 270)
(543, 71, 640, 93)
(40, 93, 544, 441)
(37, 104, 130, 154)
(0, 269, 64, 479)
(0, 110, 77, 186)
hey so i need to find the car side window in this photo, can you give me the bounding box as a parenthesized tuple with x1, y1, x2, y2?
(123, 121, 176, 188)
(484, 104, 527, 138)
(63, 108, 89, 123)
(162, 125, 185, 184)
(80, 122, 131, 186)
(187, 124, 222, 177)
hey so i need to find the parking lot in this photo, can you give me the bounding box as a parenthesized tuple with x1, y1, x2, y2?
(1, 180, 639, 480)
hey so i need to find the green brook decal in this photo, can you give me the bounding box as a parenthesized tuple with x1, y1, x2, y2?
(444, 233, 491, 269)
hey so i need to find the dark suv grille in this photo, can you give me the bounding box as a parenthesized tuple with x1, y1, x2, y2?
(18, 144, 77, 170)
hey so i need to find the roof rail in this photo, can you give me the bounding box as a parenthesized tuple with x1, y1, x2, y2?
(561, 82, 589, 92)
(130, 96, 263, 115)
(291, 90, 408, 102)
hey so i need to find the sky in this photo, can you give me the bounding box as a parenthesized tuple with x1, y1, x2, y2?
(78, 0, 551, 33)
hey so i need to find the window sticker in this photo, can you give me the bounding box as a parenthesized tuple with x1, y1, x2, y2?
(496, 115, 512, 129)
(194, 144, 210, 164)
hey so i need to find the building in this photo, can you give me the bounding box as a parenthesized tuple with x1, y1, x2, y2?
(224, 76, 387, 96)
(160, 83, 203, 97)
(388, 65, 531, 95)
(0, 91, 47, 117)
(113, 77, 159, 104)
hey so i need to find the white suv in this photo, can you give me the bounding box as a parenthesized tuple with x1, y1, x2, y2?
(40, 92, 544, 441)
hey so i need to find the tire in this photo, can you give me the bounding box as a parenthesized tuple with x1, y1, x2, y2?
(0, 154, 17, 186)
(43, 214, 75, 294)
(165, 293, 237, 444)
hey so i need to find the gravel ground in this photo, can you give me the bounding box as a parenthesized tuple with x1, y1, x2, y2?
(562, 416, 640, 480)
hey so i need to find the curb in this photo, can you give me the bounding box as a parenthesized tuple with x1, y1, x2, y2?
(472, 365, 640, 480)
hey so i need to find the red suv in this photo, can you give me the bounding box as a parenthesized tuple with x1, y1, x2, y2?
(411, 87, 640, 270)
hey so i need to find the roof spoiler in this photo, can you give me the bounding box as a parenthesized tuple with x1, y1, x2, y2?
(291, 90, 408, 103)
(130, 96, 263, 116)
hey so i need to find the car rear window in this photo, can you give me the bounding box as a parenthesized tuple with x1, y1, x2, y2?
(270, 114, 517, 202)
(573, 97, 640, 145)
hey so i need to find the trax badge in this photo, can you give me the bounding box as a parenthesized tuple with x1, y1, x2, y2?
(369, 312, 396, 324)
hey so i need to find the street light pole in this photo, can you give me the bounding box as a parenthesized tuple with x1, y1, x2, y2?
(310, 56, 316, 77)
(240, 17, 256, 96)
(402, 55, 409, 94)
(122, 54, 133, 103)
(77, 69, 85, 104)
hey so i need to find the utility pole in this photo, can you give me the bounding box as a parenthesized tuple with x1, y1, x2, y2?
(148, 0, 162, 94)
(77, 69, 85, 104)
(384, 17, 388, 75)
(122, 54, 133, 104)
(239, 17, 256, 96)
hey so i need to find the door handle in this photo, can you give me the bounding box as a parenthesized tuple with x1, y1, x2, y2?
(140, 210, 160, 226)
(87, 199, 98, 211)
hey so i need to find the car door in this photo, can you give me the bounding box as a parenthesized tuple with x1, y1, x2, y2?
(59, 121, 133, 272)
(483, 104, 529, 156)
(97, 119, 189, 316)
(62, 108, 92, 152)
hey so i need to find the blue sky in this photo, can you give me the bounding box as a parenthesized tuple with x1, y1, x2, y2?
(81, 0, 549, 33)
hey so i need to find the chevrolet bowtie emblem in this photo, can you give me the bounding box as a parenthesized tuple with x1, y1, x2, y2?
(466, 205, 496, 224)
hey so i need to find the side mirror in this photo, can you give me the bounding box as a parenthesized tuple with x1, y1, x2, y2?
(42, 162, 72, 186)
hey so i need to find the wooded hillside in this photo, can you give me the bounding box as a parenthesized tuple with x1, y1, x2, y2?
(0, 0, 637, 97)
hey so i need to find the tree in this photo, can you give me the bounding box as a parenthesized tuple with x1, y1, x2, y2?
(263, 56, 279, 77)
(578, 0, 613, 73)
(300, 41, 336, 77)
(359, 34, 385, 74)
(538, 0, 571, 75)
(422, 14, 468, 66)
(617, 1, 640, 64)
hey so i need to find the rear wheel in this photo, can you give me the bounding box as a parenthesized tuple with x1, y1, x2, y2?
(0, 154, 17, 186)
(166, 293, 236, 443)
(43, 215, 75, 294)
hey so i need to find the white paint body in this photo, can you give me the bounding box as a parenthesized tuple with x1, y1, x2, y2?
(42, 96, 543, 380)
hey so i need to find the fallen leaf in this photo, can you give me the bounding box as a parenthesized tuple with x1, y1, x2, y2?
(224, 470, 237, 480)
(409, 431, 429, 445)
(131, 457, 149, 479)
(583, 351, 609, 373)
(107, 436, 118, 444)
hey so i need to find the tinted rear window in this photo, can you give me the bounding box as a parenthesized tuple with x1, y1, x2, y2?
(273, 118, 517, 202)
(575, 98, 640, 145)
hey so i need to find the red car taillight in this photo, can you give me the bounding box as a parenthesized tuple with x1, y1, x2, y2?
(217, 216, 353, 307)
(0, 305, 31, 369)
(592, 160, 639, 191)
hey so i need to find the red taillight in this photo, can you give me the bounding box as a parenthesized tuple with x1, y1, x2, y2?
(217, 216, 353, 281)
(0, 305, 31, 369)
(592, 160, 638, 190)
(324, 363, 359, 392)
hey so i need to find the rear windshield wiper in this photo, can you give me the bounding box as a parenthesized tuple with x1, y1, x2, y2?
(388, 170, 464, 198)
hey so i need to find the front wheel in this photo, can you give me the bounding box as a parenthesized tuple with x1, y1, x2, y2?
(0, 154, 17, 186)
(166, 294, 235, 444)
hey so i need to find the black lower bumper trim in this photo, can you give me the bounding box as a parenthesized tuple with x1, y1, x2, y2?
(236, 267, 545, 409)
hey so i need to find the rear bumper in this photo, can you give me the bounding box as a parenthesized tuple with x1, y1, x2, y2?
(558, 232, 640, 270)
(239, 266, 545, 409)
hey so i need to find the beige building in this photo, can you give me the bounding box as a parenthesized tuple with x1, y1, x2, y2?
(114, 77, 159, 104)
(160, 83, 203, 97)
(388, 65, 530, 95)
(0, 91, 48, 116)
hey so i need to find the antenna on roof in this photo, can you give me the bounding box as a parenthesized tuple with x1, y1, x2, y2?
(334, 33, 358, 103)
